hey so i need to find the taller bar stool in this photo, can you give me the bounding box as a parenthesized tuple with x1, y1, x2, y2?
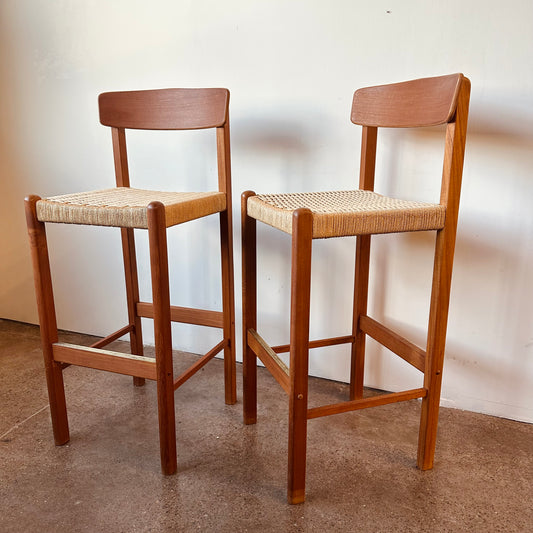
(25, 88, 236, 474)
(242, 74, 471, 503)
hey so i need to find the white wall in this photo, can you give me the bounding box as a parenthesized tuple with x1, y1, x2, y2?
(1, 1, 532, 423)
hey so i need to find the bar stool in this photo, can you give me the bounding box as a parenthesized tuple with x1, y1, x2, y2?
(25, 88, 236, 474)
(241, 74, 470, 503)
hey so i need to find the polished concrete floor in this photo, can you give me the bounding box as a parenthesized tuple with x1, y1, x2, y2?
(1, 319, 532, 532)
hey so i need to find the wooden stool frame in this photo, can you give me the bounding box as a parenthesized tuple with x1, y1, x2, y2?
(242, 74, 471, 503)
(25, 88, 236, 475)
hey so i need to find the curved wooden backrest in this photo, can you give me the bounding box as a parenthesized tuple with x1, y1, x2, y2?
(351, 74, 464, 128)
(99, 88, 229, 130)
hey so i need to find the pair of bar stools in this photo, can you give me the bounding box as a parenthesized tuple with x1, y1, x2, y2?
(26, 74, 470, 504)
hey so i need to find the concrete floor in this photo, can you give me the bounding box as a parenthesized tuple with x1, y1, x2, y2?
(1, 319, 531, 532)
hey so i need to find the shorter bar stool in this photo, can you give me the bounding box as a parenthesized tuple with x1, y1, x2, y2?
(25, 88, 236, 475)
(241, 74, 471, 503)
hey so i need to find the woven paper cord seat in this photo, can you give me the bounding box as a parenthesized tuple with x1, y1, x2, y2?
(247, 190, 445, 238)
(36, 188, 226, 228)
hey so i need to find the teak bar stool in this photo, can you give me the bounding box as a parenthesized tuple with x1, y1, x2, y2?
(25, 88, 236, 475)
(242, 74, 470, 503)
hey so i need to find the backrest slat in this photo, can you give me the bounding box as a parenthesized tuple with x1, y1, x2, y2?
(99, 88, 229, 130)
(351, 74, 463, 128)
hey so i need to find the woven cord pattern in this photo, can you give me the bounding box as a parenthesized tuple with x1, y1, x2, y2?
(247, 190, 445, 238)
(36, 187, 226, 228)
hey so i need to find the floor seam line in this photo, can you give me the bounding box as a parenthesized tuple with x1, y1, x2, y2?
(0, 404, 50, 440)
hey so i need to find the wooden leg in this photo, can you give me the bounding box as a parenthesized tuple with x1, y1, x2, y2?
(287, 208, 313, 504)
(121, 227, 145, 387)
(242, 192, 257, 425)
(418, 228, 453, 470)
(25, 196, 69, 445)
(219, 208, 237, 405)
(147, 202, 177, 475)
(350, 234, 371, 400)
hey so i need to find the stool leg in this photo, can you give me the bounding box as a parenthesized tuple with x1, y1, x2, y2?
(219, 208, 237, 405)
(287, 208, 313, 504)
(418, 228, 452, 470)
(147, 202, 177, 475)
(121, 227, 145, 387)
(351, 125, 377, 400)
(25, 196, 69, 445)
(350, 234, 371, 400)
(242, 191, 257, 425)
(216, 122, 236, 405)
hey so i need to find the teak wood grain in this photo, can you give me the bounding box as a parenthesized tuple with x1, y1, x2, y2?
(136, 302, 224, 328)
(287, 208, 313, 505)
(271, 335, 354, 354)
(242, 190, 258, 425)
(418, 76, 471, 470)
(359, 315, 426, 373)
(111, 125, 145, 386)
(216, 121, 237, 404)
(350, 124, 377, 400)
(351, 73, 462, 128)
(25, 195, 69, 446)
(173, 339, 226, 390)
(99, 88, 229, 130)
(53, 343, 157, 380)
(148, 201, 176, 475)
(90, 324, 134, 349)
(307, 388, 427, 420)
(247, 329, 290, 394)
